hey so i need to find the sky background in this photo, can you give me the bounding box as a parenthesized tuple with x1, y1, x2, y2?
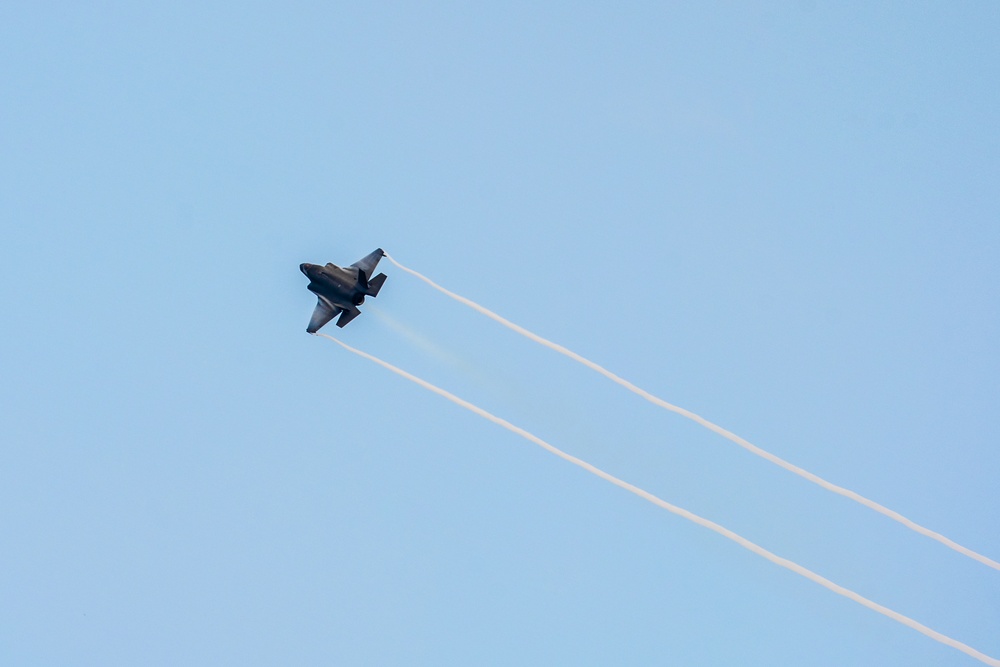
(2, 2, 999, 665)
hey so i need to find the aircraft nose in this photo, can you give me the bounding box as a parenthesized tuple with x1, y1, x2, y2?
(300, 263, 309, 275)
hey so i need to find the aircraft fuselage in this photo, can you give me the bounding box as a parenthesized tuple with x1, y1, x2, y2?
(301, 263, 366, 308)
(300, 248, 387, 331)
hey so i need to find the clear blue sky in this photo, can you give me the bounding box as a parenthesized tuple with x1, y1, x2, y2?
(2, 2, 998, 665)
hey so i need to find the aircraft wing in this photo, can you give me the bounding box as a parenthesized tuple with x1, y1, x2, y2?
(350, 248, 385, 280)
(307, 297, 341, 333)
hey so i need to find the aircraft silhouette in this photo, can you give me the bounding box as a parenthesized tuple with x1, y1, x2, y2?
(300, 248, 387, 332)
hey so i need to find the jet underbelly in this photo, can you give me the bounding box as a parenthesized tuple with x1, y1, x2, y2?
(314, 272, 364, 308)
(323, 264, 357, 283)
(317, 268, 355, 294)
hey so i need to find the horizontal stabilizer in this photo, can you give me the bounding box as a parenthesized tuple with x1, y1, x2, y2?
(366, 272, 387, 297)
(336, 306, 361, 328)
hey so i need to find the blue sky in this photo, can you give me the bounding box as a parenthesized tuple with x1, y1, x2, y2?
(2, 2, 998, 665)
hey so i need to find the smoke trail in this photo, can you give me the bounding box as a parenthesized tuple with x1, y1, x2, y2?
(382, 252, 1000, 572)
(366, 304, 467, 369)
(315, 332, 999, 666)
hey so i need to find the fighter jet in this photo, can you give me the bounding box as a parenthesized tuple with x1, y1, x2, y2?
(300, 248, 388, 332)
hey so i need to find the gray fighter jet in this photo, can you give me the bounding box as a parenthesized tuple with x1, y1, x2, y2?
(300, 248, 387, 332)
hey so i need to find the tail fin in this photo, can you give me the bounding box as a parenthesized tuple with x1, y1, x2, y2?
(356, 268, 369, 291)
(366, 273, 387, 297)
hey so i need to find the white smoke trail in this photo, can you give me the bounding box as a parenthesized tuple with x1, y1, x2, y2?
(315, 332, 1000, 666)
(382, 252, 1000, 572)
